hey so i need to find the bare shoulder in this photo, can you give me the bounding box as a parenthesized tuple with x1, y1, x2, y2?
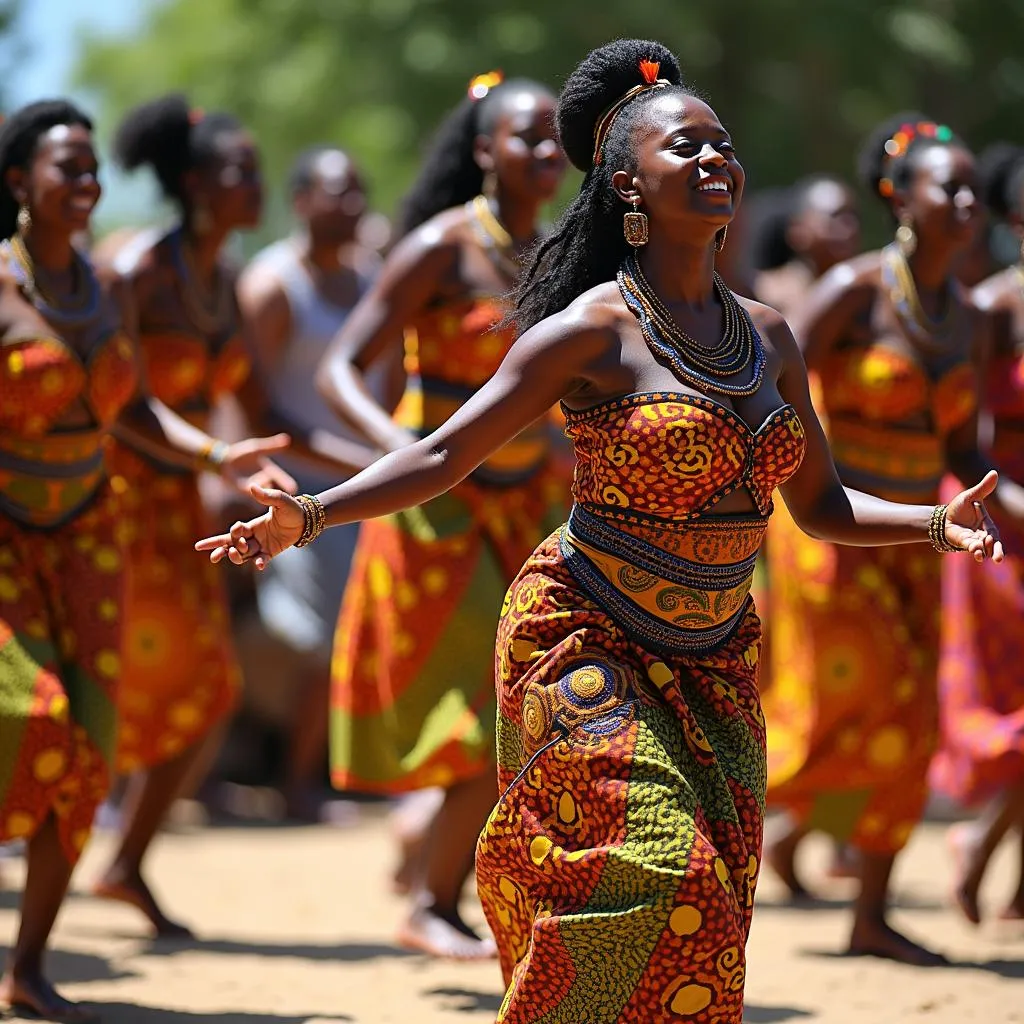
(971, 267, 1016, 315)
(515, 281, 625, 362)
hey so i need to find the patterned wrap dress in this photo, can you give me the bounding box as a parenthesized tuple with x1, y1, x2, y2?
(476, 391, 807, 1024)
(110, 325, 249, 773)
(0, 329, 137, 862)
(931, 348, 1024, 806)
(330, 297, 564, 793)
(763, 339, 977, 854)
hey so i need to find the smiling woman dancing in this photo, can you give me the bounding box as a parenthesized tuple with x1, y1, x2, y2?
(198, 41, 1004, 1023)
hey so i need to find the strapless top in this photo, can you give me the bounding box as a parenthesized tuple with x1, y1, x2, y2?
(558, 391, 807, 657)
(817, 342, 976, 501)
(0, 331, 137, 527)
(396, 297, 549, 486)
(565, 391, 806, 522)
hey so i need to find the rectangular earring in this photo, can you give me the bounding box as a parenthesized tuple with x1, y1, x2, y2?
(623, 198, 648, 247)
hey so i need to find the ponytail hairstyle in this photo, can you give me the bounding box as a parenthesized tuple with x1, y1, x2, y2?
(396, 72, 552, 238)
(113, 93, 242, 212)
(857, 112, 963, 222)
(0, 99, 93, 240)
(512, 39, 700, 334)
(977, 142, 1024, 223)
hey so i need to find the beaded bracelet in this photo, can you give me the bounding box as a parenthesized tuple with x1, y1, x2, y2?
(294, 493, 327, 548)
(928, 503, 961, 553)
(197, 438, 230, 471)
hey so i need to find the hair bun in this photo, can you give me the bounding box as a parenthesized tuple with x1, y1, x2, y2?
(558, 39, 683, 172)
(977, 142, 1024, 220)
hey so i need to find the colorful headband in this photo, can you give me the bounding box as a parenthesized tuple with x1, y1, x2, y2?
(468, 71, 504, 102)
(878, 120, 954, 197)
(593, 59, 671, 166)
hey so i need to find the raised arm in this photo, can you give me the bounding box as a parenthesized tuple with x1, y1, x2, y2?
(198, 308, 611, 568)
(315, 221, 459, 452)
(771, 311, 1002, 559)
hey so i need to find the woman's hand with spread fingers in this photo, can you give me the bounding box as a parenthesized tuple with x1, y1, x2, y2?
(195, 484, 305, 570)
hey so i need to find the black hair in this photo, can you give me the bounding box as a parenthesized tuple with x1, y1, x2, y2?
(0, 99, 93, 240)
(396, 77, 551, 237)
(857, 111, 964, 218)
(113, 93, 242, 210)
(977, 142, 1024, 221)
(749, 175, 852, 271)
(512, 39, 697, 334)
(287, 145, 356, 197)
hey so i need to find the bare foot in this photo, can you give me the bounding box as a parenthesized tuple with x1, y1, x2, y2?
(848, 917, 948, 966)
(947, 823, 982, 925)
(1, 968, 99, 1022)
(824, 843, 860, 881)
(764, 826, 810, 900)
(396, 906, 498, 961)
(91, 867, 193, 939)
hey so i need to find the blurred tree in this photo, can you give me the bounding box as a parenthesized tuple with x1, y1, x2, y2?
(0, 0, 24, 109)
(76, 0, 1024, 245)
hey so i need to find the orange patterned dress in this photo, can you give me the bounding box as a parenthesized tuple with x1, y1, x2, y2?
(931, 350, 1024, 806)
(110, 329, 248, 772)
(476, 392, 806, 1023)
(0, 330, 137, 862)
(763, 343, 977, 853)
(330, 298, 563, 793)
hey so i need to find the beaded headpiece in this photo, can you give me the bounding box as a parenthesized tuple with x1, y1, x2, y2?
(592, 58, 671, 166)
(878, 120, 954, 197)
(468, 70, 505, 102)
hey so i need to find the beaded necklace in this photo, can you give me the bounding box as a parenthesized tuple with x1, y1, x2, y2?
(170, 227, 234, 336)
(617, 251, 765, 396)
(882, 243, 954, 348)
(4, 235, 100, 327)
(469, 195, 524, 282)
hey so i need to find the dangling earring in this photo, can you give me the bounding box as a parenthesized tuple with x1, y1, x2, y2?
(191, 203, 213, 236)
(623, 196, 648, 248)
(715, 226, 728, 254)
(895, 215, 917, 258)
(16, 204, 31, 236)
(482, 171, 498, 200)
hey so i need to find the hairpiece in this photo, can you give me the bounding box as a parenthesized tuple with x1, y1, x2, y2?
(593, 58, 671, 166)
(468, 71, 504, 102)
(878, 119, 954, 197)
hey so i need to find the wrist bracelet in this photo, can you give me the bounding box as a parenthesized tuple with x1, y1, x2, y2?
(197, 439, 230, 471)
(928, 502, 961, 554)
(294, 493, 327, 548)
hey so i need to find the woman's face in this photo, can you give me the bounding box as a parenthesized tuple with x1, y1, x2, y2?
(900, 144, 980, 251)
(484, 90, 566, 203)
(192, 130, 263, 231)
(790, 179, 861, 269)
(14, 124, 101, 236)
(624, 92, 745, 239)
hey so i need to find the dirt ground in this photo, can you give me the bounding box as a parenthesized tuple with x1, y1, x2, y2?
(1, 812, 1021, 1023)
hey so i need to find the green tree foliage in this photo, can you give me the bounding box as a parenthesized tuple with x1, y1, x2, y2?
(76, 0, 1024, 239)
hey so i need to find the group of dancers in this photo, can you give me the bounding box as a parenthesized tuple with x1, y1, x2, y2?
(0, 32, 1022, 1024)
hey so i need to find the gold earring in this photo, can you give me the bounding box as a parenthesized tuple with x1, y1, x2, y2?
(895, 216, 916, 258)
(715, 226, 728, 254)
(623, 196, 648, 248)
(16, 204, 31, 236)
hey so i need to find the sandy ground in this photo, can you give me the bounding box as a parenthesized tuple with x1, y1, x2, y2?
(1, 811, 1022, 1023)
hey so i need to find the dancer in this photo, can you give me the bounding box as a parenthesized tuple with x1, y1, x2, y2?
(239, 146, 379, 819)
(762, 115, 1024, 963)
(0, 99, 284, 1023)
(316, 71, 567, 958)
(753, 175, 861, 318)
(931, 142, 1024, 924)
(91, 94, 293, 937)
(199, 41, 1003, 1021)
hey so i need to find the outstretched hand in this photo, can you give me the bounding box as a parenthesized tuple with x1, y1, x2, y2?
(195, 484, 306, 570)
(944, 470, 1004, 563)
(220, 433, 298, 496)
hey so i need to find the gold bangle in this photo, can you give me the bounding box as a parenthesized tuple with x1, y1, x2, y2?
(928, 503, 961, 553)
(293, 493, 326, 548)
(197, 439, 229, 471)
